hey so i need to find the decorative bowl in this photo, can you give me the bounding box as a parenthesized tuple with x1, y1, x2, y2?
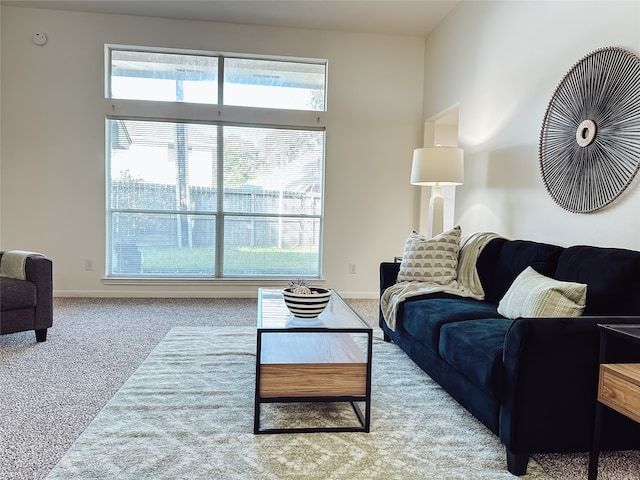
(282, 287, 331, 318)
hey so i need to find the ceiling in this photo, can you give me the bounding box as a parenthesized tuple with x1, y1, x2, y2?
(0, 0, 460, 37)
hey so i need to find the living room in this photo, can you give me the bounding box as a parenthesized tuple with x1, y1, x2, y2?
(2, 1, 640, 479)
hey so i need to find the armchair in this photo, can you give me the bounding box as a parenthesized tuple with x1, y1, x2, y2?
(0, 251, 53, 342)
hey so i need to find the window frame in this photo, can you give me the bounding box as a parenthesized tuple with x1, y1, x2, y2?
(104, 44, 328, 281)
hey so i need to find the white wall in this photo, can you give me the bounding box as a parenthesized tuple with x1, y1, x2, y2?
(425, 1, 640, 249)
(0, 6, 425, 298)
(424, 1, 640, 249)
(9, 1, 635, 299)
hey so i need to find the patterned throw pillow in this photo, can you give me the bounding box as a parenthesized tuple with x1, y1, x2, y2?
(497, 266, 587, 319)
(397, 226, 461, 284)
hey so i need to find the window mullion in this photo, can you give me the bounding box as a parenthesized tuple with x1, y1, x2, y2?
(214, 58, 225, 277)
(106, 99, 324, 128)
(218, 56, 225, 107)
(215, 124, 225, 277)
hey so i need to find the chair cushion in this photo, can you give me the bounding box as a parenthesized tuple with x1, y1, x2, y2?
(403, 297, 501, 352)
(439, 318, 513, 395)
(0, 277, 37, 310)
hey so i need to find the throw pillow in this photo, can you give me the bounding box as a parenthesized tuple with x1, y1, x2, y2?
(397, 226, 461, 284)
(497, 266, 587, 319)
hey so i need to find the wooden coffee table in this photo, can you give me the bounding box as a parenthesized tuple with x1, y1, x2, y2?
(253, 288, 373, 434)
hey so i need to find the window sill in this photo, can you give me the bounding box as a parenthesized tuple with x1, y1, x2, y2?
(102, 277, 325, 287)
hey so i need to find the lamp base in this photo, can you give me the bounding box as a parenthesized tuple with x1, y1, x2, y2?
(428, 185, 444, 238)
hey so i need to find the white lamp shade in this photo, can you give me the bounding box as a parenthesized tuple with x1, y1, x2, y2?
(410, 147, 464, 186)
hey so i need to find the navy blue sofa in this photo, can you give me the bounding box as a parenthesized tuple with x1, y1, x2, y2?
(379, 238, 640, 475)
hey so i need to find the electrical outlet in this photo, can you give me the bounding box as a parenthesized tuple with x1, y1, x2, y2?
(349, 263, 357, 274)
(84, 259, 94, 271)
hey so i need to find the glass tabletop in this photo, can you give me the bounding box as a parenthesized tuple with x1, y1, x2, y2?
(599, 324, 640, 343)
(257, 288, 370, 330)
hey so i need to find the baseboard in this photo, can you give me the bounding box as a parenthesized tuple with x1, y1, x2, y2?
(54, 290, 256, 298)
(54, 290, 380, 299)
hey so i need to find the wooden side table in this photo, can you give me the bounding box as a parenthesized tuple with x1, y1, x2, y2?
(589, 324, 640, 480)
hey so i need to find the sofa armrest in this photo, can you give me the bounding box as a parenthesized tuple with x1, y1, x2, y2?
(24, 255, 53, 331)
(380, 262, 400, 294)
(379, 262, 400, 331)
(499, 316, 640, 455)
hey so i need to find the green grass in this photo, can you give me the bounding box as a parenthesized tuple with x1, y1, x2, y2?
(130, 246, 319, 276)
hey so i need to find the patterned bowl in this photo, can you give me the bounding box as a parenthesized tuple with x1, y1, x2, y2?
(282, 287, 331, 318)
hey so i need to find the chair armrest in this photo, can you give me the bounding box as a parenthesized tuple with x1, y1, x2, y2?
(24, 256, 53, 330)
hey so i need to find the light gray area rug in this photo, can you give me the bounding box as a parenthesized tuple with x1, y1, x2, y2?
(46, 326, 551, 480)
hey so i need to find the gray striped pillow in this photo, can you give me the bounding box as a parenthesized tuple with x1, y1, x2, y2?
(497, 266, 586, 319)
(397, 226, 461, 284)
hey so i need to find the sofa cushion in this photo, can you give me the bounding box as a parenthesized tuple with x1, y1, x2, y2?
(0, 277, 37, 310)
(439, 318, 513, 395)
(555, 245, 640, 315)
(403, 297, 501, 352)
(497, 266, 586, 319)
(397, 226, 460, 284)
(476, 237, 508, 296)
(480, 240, 564, 305)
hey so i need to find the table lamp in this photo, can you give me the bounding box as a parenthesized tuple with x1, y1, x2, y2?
(410, 146, 464, 238)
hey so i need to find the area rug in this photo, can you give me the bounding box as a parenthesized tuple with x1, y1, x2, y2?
(45, 327, 552, 479)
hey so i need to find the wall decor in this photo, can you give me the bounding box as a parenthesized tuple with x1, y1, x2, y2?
(539, 46, 640, 213)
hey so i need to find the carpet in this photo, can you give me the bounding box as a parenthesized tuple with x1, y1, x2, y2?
(45, 326, 551, 479)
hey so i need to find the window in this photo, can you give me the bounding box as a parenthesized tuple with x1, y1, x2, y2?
(106, 46, 327, 278)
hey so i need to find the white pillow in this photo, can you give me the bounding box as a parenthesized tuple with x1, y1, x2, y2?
(397, 226, 461, 285)
(497, 266, 587, 319)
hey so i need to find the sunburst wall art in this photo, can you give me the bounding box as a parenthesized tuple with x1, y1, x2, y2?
(539, 46, 640, 213)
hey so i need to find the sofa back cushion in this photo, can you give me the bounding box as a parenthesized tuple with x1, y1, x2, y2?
(555, 245, 640, 315)
(477, 239, 564, 305)
(475, 238, 506, 303)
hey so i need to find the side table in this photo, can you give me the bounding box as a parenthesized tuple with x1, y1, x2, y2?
(588, 324, 640, 480)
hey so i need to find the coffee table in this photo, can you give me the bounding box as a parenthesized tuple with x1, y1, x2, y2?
(254, 288, 373, 434)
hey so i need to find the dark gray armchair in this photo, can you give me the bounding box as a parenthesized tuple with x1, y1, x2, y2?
(0, 251, 53, 342)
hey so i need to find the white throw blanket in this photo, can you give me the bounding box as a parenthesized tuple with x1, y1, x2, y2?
(380, 232, 503, 331)
(0, 250, 44, 280)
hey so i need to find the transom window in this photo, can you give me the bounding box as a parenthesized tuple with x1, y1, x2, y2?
(106, 46, 327, 278)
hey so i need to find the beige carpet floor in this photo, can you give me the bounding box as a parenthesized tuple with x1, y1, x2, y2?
(1, 297, 638, 479)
